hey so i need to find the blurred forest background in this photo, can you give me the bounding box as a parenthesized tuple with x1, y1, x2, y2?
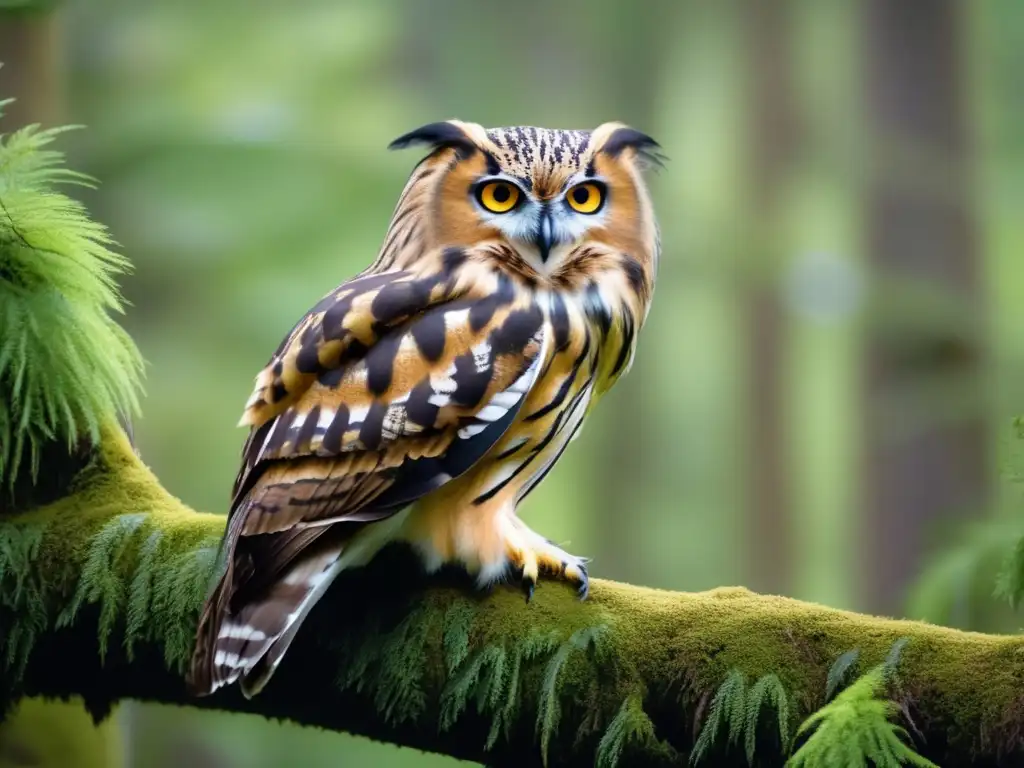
(1, 0, 1023, 766)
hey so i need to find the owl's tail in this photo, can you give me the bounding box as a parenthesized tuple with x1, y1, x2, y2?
(187, 528, 345, 699)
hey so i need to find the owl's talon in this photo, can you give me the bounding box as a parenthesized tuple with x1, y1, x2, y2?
(522, 575, 536, 603)
(505, 529, 589, 602)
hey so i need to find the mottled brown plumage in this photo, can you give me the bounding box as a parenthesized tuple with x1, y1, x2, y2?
(188, 120, 663, 698)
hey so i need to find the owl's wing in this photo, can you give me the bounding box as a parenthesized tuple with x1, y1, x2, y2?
(230, 268, 542, 534)
(188, 268, 545, 696)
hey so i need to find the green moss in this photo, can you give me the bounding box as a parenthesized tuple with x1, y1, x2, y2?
(1, 426, 223, 700)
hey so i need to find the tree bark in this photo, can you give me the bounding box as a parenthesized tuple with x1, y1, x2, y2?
(0, 9, 63, 129)
(741, 0, 801, 596)
(1, 427, 1023, 767)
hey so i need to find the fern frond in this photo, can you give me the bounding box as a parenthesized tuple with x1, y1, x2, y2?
(55, 513, 147, 660)
(373, 610, 431, 724)
(486, 630, 560, 750)
(440, 644, 506, 731)
(537, 624, 608, 766)
(337, 605, 431, 725)
(125, 529, 163, 660)
(826, 648, 860, 701)
(0, 103, 144, 488)
(744, 674, 790, 764)
(787, 667, 937, 768)
(883, 636, 909, 683)
(150, 537, 219, 672)
(691, 669, 746, 764)
(0, 520, 46, 678)
(595, 693, 656, 768)
(442, 599, 476, 675)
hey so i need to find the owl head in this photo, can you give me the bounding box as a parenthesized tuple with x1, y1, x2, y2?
(383, 120, 662, 282)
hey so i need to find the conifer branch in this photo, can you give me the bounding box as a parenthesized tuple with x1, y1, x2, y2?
(1, 428, 1023, 767)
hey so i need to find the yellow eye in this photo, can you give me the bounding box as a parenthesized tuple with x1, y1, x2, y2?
(478, 181, 520, 213)
(566, 182, 604, 214)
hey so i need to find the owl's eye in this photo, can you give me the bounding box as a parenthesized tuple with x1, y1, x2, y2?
(566, 182, 605, 214)
(477, 181, 521, 214)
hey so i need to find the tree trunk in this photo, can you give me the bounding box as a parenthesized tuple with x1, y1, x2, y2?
(0, 10, 63, 129)
(860, 0, 989, 615)
(741, 0, 801, 597)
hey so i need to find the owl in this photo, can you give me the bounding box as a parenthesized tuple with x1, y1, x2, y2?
(187, 120, 662, 698)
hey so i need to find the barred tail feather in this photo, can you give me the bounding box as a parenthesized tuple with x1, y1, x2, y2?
(188, 544, 345, 697)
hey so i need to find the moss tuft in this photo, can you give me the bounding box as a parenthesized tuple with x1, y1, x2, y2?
(0, 104, 143, 489)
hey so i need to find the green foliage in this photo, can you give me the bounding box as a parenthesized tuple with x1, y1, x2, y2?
(691, 670, 791, 766)
(826, 649, 860, 702)
(14, 509, 221, 674)
(148, 537, 219, 672)
(691, 669, 746, 764)
(56, 513, 146, 660)
(441, 599, 476, 675)
(882, 637, 909, 683)
(995, 535, 1024, 608)
(537, 624, 608, 765)
(744, 675, 790, 763)
(484, 630, 561, 750)
(438, 609, 614, 759)
(0, 101, 143, 488)
(126, 529, 164, 661)
(336, 605, 433, 726)
(786, 667, 937, 768)
(0, 521, 45, 679)
(595, 693, 656, 768)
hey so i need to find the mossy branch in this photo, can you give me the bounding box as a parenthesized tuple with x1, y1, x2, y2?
(0, 429, 1022, 767)
(3, 94, 1024, 768)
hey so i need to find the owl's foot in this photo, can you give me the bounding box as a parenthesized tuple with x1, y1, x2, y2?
(505, 522, 589, 602)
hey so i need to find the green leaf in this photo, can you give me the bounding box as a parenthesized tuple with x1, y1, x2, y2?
(826, 648, 860, 701)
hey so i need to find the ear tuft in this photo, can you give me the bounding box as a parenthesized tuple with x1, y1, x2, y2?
(388, 121, 476, 153)
(601, 127, 667, 170)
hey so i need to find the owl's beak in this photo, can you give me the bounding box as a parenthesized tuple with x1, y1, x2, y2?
(533, 210, 557, 263)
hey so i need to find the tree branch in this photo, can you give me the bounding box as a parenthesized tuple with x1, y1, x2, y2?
(0, 427, 1021, 767)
